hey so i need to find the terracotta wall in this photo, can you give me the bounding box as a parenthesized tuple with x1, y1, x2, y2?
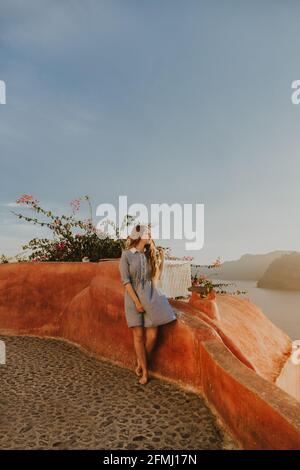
(188, 290, 292, 382)
(0, 261, 299, 449)
(201, 340, 300, 450)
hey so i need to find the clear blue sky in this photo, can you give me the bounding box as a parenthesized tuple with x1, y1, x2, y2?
(1, 0, 300, 263)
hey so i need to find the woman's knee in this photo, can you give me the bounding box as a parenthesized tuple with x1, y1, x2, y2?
(146, 327, 158, 341)
(132, 326, 144, 341)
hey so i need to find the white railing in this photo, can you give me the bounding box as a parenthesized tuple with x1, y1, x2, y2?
(157, 259, 192, 298)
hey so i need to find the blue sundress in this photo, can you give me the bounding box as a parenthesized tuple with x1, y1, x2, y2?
(119, 248, 177, 328)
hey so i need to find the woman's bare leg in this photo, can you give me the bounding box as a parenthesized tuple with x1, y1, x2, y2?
(145, 327, 158, 359)
(132, 326, 148, 384)
(136, 327, 158, 375)
(134, 328, 144, 377)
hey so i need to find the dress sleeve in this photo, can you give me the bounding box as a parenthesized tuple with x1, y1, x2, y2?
(119, 250, 131, 285)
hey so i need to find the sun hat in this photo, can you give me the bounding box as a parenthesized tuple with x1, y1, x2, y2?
(128, 224, 150, 240)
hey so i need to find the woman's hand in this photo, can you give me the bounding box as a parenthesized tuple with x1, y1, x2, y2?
(135, 301, 145, 313)
(157, 246, 165, 259)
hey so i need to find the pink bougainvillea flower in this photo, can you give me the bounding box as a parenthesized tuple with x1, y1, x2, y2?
(70, 198, 81, 211)
(16, 194, 39, 205)
(75, 233, 82, 238)
(56, 241, 66, 250)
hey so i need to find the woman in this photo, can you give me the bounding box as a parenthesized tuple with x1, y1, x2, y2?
(119, 224, 177, 385)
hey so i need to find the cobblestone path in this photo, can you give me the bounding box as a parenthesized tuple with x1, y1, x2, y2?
(0, 335, 237, 450)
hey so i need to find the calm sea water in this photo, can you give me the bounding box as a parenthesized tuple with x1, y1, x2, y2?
(215, 280, 300, 340)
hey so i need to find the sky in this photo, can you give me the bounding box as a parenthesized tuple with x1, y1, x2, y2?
(1, 0, 300, 264)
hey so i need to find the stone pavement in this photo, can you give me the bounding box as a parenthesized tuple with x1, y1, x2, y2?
(0, 335, 238, 450)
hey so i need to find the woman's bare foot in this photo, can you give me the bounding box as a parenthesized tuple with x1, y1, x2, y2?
(135, 365, 143, 377)
(135, 361, 143, 377)
(138, 374, 148, 385)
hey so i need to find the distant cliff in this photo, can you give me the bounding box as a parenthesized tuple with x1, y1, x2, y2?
(192, 251, 290, 281)
(257, 251, 300, 290)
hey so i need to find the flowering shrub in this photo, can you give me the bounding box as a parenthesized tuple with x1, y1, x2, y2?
(8, 194, 137, 262)
(191, 257, 247, 296)
(164, 248, 193, 261)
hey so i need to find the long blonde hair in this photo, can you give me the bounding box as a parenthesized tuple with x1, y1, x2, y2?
(125, 228, 160, 279)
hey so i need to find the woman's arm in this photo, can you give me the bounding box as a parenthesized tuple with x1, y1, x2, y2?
(124, 283, 144, 312)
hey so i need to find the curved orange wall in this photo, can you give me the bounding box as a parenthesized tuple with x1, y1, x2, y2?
(0, 261, 299, 449)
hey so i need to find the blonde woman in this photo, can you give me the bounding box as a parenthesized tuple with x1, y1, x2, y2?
(119, 224, 177, 385)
